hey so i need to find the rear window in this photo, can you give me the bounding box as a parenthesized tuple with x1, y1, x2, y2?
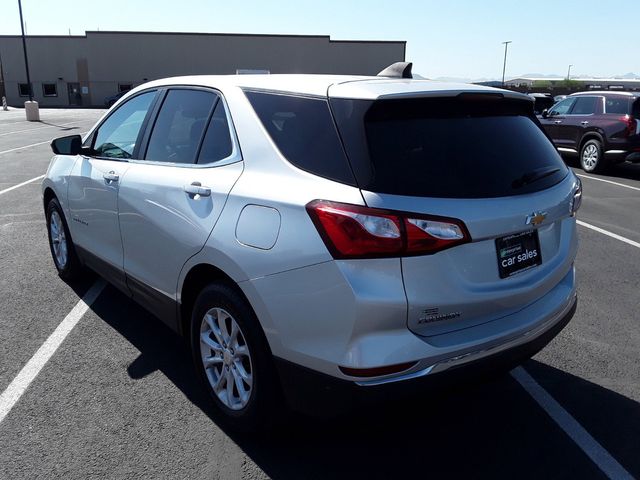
(330, 96, 567, 198)
(244, 91, 355, 185)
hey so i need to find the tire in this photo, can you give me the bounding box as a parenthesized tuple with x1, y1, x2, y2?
(580, 139, 605, 173)
(45, 197, 83, 280)
(190, 283, 281, 431)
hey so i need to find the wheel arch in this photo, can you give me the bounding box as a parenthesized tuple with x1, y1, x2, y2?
(43, 186, 58, 212)
(178, 263, 267, 349)
(579, 131, 605, 152)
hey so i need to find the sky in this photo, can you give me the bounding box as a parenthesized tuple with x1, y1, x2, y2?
(0, 0, 637, 80)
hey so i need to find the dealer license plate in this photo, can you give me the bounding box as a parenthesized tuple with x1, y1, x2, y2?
(495, 230, 542, 279)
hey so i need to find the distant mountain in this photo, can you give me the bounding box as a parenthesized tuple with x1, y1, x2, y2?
(427, 72, 640, 83)
(614, 72, 639, 79)
(520, 73, 563, 78)
(433, 76, 499, 84)
(433, 76, 476, 83)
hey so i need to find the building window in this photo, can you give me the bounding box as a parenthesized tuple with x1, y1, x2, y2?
(42, 83, 58, 97)
(118, 83, 133, 93)
(18, 83, 31, 97)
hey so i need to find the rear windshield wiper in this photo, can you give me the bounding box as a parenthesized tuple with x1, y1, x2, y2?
(512, 167, 561, 189)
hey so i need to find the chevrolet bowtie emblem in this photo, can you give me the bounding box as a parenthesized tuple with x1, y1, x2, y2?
(526, 211, 547, 226)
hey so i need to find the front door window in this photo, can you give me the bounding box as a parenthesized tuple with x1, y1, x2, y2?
(93, 91, 156, 159)
(549, 98, 575, 116)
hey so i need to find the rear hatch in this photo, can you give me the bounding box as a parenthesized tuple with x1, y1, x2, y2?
(329, 88, 578, 337)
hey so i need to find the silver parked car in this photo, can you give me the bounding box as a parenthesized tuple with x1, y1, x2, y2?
(43, 65, 581, 429)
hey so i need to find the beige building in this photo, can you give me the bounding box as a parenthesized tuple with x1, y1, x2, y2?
(0, 30, 406, 107)
(505, 76, 640, 91)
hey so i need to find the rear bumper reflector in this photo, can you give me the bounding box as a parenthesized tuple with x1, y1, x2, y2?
(339, 361, 418, 378)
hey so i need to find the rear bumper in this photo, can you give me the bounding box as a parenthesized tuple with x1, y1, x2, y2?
(625, 152, 640, 163)
(275, 294, 577, 416)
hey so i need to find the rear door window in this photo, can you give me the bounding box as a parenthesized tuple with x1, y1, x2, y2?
(145, 89, 217, 164)
(331, 96, 567, 198)
(570, 96, 598, 115)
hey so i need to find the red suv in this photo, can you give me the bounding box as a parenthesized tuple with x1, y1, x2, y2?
(539, 91, 640, 172)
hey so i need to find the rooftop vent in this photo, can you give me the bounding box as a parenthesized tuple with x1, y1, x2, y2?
(377, 62, 413, 79)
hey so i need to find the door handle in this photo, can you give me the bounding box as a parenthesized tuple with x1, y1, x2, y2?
(184, 182, 211, 198)
(554, 120, 562, 124)
(103, 171, 119, 183)
(581, 121, 589, 126)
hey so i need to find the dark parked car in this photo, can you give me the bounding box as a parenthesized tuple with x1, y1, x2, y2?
(103, 90, 127, 107)
(539, 91, 640, 172)
(528, 93, 555, 114)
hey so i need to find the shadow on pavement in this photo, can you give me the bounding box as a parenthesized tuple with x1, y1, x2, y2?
(89, 285, 638, 479)
(604, 162, 640, 182)
(37, 120, 80, 131)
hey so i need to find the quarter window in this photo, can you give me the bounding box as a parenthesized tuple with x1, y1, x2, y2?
(244, 91, 355, 184)
(145, 89, 216, 164)
(604, 97, 631, 114)
(197, 100, 233, 164)
(93, 91, 156, 159)
(570, 97, 597, 115)
(549, 98, 575, 116)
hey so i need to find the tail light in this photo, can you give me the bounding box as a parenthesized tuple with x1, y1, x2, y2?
(570, 177, 582, 216)
(621, 114, 637, 137)
(306, 200, 471, 259)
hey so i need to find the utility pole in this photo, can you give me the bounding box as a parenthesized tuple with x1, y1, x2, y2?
(18, 0, 38, 120)
(0, 47, 8, 110)
(501, 41, 512, 87)
(567, 64, 573, 81)
(18, 0, 32, 101)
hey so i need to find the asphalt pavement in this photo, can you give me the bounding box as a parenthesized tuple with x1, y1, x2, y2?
(0, 108, 638, 479)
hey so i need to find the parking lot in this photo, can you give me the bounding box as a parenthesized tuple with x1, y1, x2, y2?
(0, 108, 638, 479)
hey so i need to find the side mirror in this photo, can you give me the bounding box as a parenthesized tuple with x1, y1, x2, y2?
(51, 135, 82, 155)
(541, 109, 549, 118)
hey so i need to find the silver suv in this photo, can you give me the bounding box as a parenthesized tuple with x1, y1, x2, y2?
(43, 68, 581, 429)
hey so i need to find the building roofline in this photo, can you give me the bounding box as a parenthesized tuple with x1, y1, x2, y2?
(0, 30, 405, 44)
(0, 34, 86, 38)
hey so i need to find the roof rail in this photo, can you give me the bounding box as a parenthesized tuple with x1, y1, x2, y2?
(377, 62, 413, 79)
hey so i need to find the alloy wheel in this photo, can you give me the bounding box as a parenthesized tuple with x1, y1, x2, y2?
(199, 307, 253, 410)
(582, 144, 599, 170)
(49, 211, 68, 269)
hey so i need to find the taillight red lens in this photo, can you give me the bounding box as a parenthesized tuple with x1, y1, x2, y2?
(405, 217, 468, 254)
(621, 115, 637, 136)
(306, 200, 471, 259)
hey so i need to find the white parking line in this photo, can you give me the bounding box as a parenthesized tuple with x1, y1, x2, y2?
(0, 119, 31, 125)
(0, 140, 51, 156)
(576, 174, 640, 192)
(0, 175, 45, 196)
(0, 131, 88, 157)
(577, 220, 640, 249)
(0, 279, 105, 425)
(512, 367, 634, 480)
(0, 121, 79, 137)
